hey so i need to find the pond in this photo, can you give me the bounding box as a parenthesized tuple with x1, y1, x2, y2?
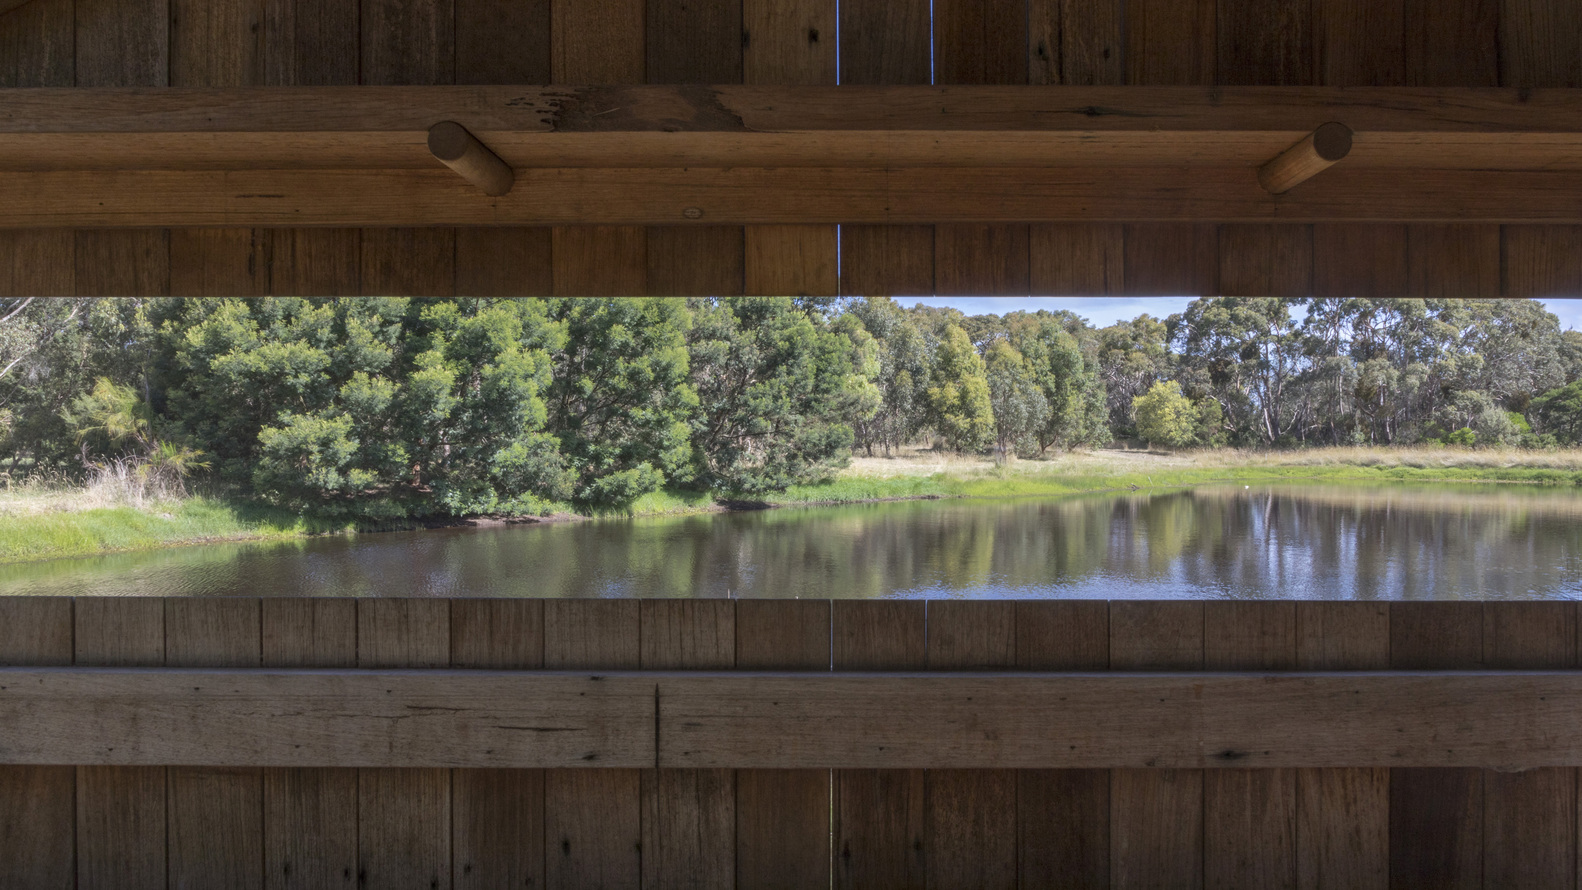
(5, 483, 1581, 600)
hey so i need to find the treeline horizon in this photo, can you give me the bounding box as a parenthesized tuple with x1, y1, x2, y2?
(2, 296, 1580, 517)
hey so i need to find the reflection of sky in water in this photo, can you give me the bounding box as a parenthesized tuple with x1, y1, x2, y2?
(3, 484, 1581, 600)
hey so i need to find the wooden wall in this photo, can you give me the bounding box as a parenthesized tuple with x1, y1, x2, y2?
(1, 0, 1580, 296)
(2, 595, 1580, 888)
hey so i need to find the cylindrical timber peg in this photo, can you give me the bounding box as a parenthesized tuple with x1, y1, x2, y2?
(1258, 122, 1353, 194)
(428, 121, 515, 197)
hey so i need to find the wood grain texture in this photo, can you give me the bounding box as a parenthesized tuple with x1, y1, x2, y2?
(743, 0, 836, 86)
(1110, 601, 1204, 670)
(75, 0, 167, 86)
(1030, 0, 1123, 85)
(544, 600, 641, 669)
(1312, 224, 1407, 297)
(552, 0, 644, 82)
(1504, 226, 1582, 298)
(450, 600, 544, 669)
(645, 0, 739, 82)
(1404, 0, 1499, 86)
(545, 769, 642, 889)
(1295, 602, 1389, 671)
(933, 0, 1027, 85)
(647, 227, 744, 296)
(360, 227, 454, 296)
(1019, 769, 1109, 888)
(170, 228, 271, 296)
(0, 230, 73, 296)
(745, 224, 838, 296)
(1217, 224, 1313, 296)
(261, 598, 357, 889)
(1216, 0, 1313, 86)
(1127, 0, 1215, 85)
(1123, 224, 1217, 296)
(77, 765, 166, 890)
(454, 227, 553, 296)
(837, 0, 929, 85)
(1030, 224, 1124, 295)
(839, 225, 934, 297)
(171, 0, 265, 86)
(454, 0, 550, 83)
(0, 0, 74, 87)
(1499, 0, 1582, 87)
(74, 229, 169, 296)
(0, 598, 73, 890)
(1407, 224, 1501, 297)
(934, 224, 1030, 296)
(263, 0, 360, 86)
(360, 0, 452, 84)
(552, 226, 647, 295)
(1314, 0, 1404, 86)
(166, 599, 264, 890)
(269, 228, 360, 295)
(735, 599, 830, 888)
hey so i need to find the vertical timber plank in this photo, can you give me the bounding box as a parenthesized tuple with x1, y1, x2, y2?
(261, 599, 359, 890)
(648, 228, 745, 297)
(0, 598, 74, 890)
(735, 600, 832, 889)
(1481, 603, 1576, 889)
(1216, 0, 1312, 85)
(361, 228, 456, 296)
(1312, 225, 1407, 298)
(1404, 0, 1498, 86)
(1504, 227, 1582, 299)
(166, 599, 265, 890)
(74, 597, 166, 890)
(1110, 602, 1203, 890)
(1217, 225, 1313, 297)
(451, 600, 545, 890)
(839, 226, 935, 297)
(454, 0, 550, 83)
(934, 224, 1030, 297)
(455, 228, 554, 296)
(1294, 602, 1388, 890)
(1030, 224, 1124, 296)
(641, 600, 736, 890)
(75, 230, 170, 296)
(1499, 0, 1582, 87)
(0, 231, 74, 296)
(833, 601, 926, 890)
(544, 600, 641, 889)
(1017, 598, 1111, 890)
(270, 229, 361, 295)
(745, 226, 839, 296)
(170, 228, 271, 296)
(924, 602, 1017, 888)
(1126, 0, 1216, 85)
(1407, 225, 1501, 298)
(1124, 224, 1218, 297)
(1203, 603, 1297, 890)
(171, 0, 266, 86)
(553, 227, 647, 296)
(743, 0, 836, 85)
(262, 0, 360, 86)
(1314, 0, 1404, 85)
(1029, 0, 1124, 85)
(360, 0, 452, 84)
(1389, 602, 1484, 889)
(357, 600, 451, 890)
(0, 0, 75, 88)
(75, 0, 168, 85)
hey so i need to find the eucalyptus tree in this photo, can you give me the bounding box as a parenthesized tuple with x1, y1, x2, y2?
(984, 339, 1049, 456)
(925, 324, 995, 452)
(844, 297, 931, 454)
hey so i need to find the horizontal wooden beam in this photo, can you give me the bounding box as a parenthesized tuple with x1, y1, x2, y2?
(0, 669, 655, 768)
(4, 668, 1582, 770)
(1, 87, 1579, 172)
(1, 167, 1578, 226)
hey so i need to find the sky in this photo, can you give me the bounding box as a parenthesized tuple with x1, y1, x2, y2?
(903, 296, 1582, 331)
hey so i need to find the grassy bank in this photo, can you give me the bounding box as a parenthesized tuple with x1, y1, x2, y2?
(6, 446, 1582, 564)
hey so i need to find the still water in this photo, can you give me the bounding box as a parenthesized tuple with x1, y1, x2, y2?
(3, 484, 1581, 600)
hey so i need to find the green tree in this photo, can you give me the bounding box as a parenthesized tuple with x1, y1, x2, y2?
(545, 298, 696, 505)
(984, 340, 1048, 456)
(844, 298, 931, 454)
(688, 297, 870, 493)
(1133, 381, 1197, 449)
(1015, 317, 1109, 453)
(926, 325, 995, 452)
(1530, 380, 1582, 443)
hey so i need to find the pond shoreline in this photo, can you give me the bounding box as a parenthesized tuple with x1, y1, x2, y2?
(5, 448, 1582, 566)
